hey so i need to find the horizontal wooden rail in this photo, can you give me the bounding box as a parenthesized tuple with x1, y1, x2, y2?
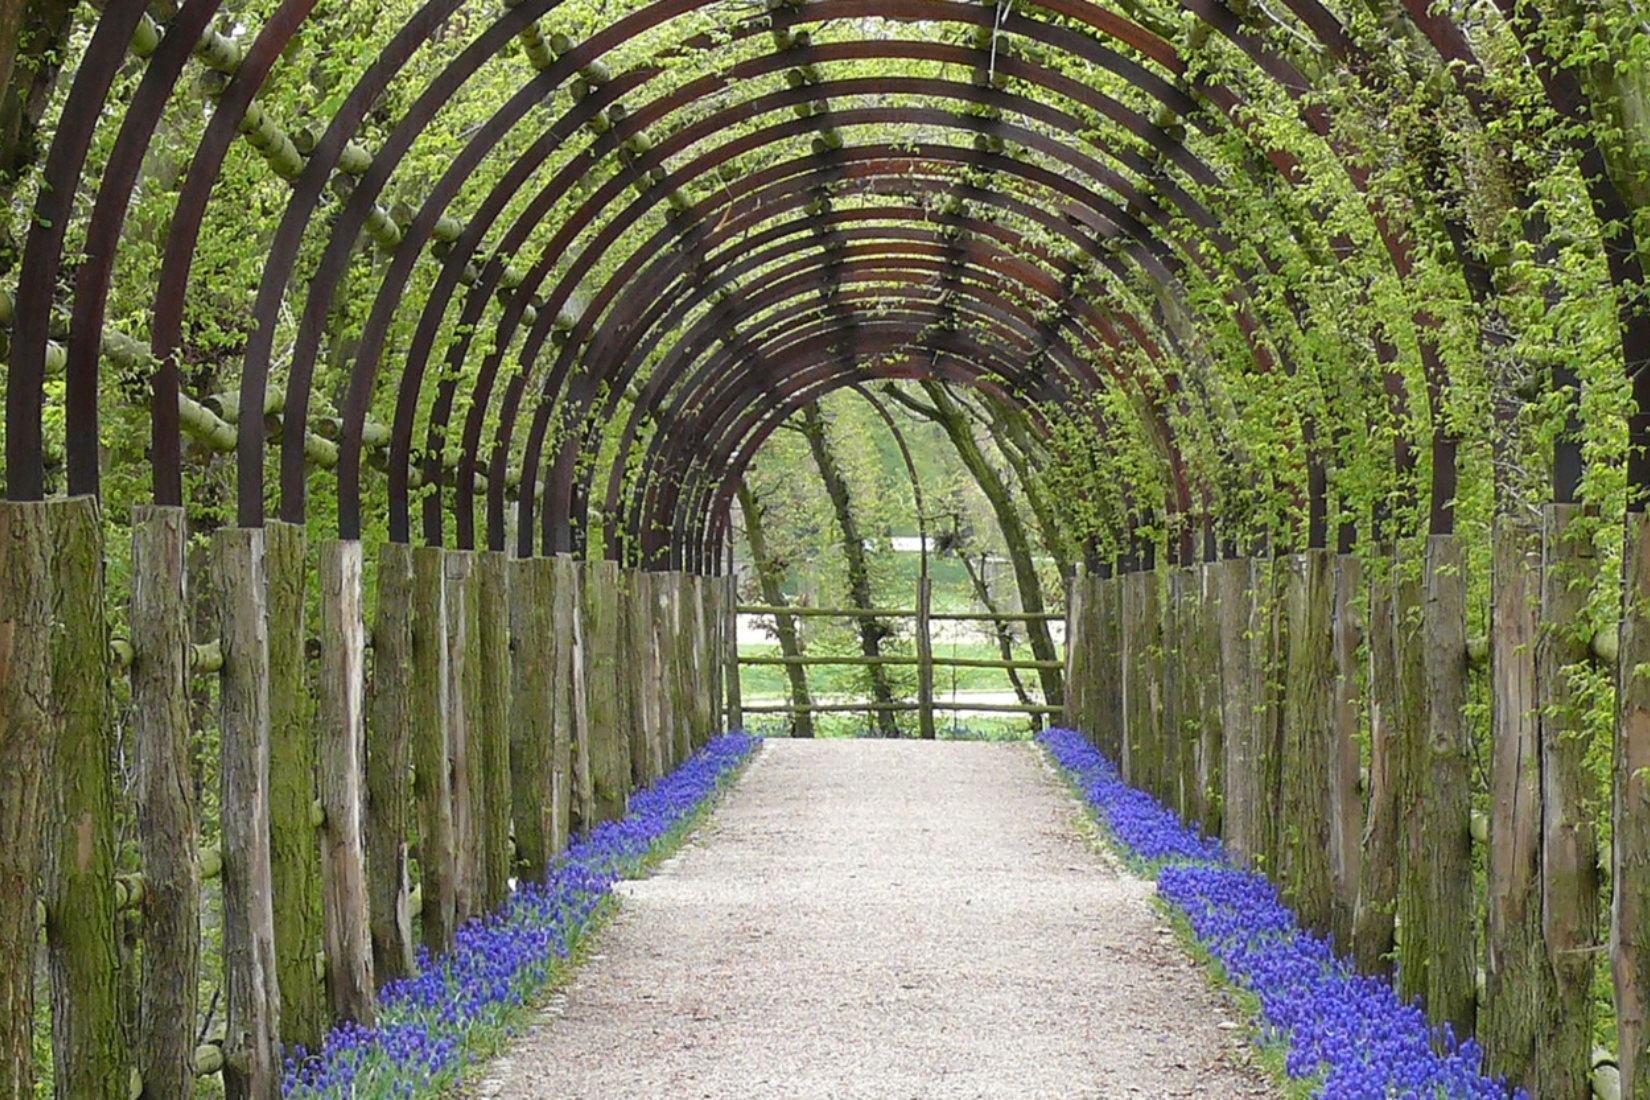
(739, 653, 1061, 671)
(737, 604, 1063, 622)
(740, 702, 921, 714)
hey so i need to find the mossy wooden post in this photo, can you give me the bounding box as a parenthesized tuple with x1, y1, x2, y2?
(581, 560, 630, 821)
(1197, 561, 1225, 839)
(1094, 571, 1123, 763)
(444, 551, 482, 922)
(1120, 568, 1159, 788)
(706, 572, 727, 735)
(620, 569, 654, 788)
(1393, 544, 1427, 1004)
(1257, 555, 1287, 872)
(366, 542, 415, 984)
(478, 552, 513, 914)
(629, 571, 661, 781)
(724, 574, 742, 733)
(1396, 534, 1474, 1037)
(265, 520, 326, 1052)
(1278, 549, 1336, 937)
(1158, 567, 1184, 811)
(45, 497, 125, 1100)
(657, 574, 686, 768)
(214, 528, 282, 1100)
(131, 504, 200, 1099)
(1328, 552, 1365, 949)
(1216, 557, 1261, 864)
(508, 557, 556, 883)
(410, 546, 456, 956)
(1483, 517, 1550, 1093)
(1063, 566, 1089, 736)
(0, 503, 51, 1100)
(1175, 565, 1201, 820)
(554, 554, 592, 837)
(1615, 509, 1650, 1097)
(917, 574, 936, 740)
(317, 540, 375, 1024)
(1538, 504, 1598, 1090)
(691, 575, 716, 747)
(1354, 548, 1400, 977)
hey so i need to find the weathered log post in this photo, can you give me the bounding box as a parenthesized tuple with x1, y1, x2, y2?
(1217, 556, 1262, 865)
(706, 571, 727, 735)
(1278, 549, 1336, 937)
(1175, 564, 1202, 822)
(1395, 534, 1474, 1038)
(1120, 567, 1160, 789)
(366, 542, 416, 984)
(917, 575, 936, 741)
(1616, 509, 1650, 1097)
(130, 504, 201, 1098)
(621, 569, 655, 787)
(1094, 569, 1123, 763)
(1482, 516, 1551, 1093)
(316, 540, 374, 1025)
(444, 551, 482, 922)
(724, 573, 743, 733)
(477, 551, 513, 913)
(630, 571, 663, 782)
(1257, 555, 1287, 873)
(582, 559, 631, 821)
(1538, 504, 1598, 1091)
(508, 556, 556, 884)
(45, 496, 126, 1100)
(0, 502, 52, 1100)
(214, 527, 282, 1100)
(1063, 565, 1089, 737)
(410, 545, 456, 956)
(1159, 566, 1185, 813)
(688, 574, 716, 747)
(666, 573, 695, 763)
(554, 554, 593, 837)
(1197, 560, 1225, 840)
(657, 573, 686, 768)
(265, 520, 326, 1052)
(1353, 547, 1399, 977)
(1328, 551, 1365, 950)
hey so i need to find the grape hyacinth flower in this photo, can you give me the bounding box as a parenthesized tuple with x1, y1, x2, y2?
(283, 732, 758, 1100)
(1038, 728, 1526, 1100)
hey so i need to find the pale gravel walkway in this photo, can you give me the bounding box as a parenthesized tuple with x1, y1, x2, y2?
(482, 739, 1280, 1099)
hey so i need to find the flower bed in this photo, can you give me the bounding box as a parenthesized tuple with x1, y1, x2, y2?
(284, 732, 759, 1100)
(1037, 727, 1525, 1100)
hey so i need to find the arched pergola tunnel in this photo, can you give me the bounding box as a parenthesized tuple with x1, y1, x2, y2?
(5, 0, 1650, 1097)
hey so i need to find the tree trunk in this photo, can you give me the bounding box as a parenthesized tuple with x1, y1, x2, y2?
(737, 479, 814, 737)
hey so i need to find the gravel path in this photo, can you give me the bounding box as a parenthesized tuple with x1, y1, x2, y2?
(482, 739, 1281, 1099)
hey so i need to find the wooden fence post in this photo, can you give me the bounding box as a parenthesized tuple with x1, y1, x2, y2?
(706, 572, 726, 735)
(1197, 561, 1224, 839)
(1616, 509, 1650, 1097)
(661, 574, 689, 766)
(630, 571, 663, 782)
(214, 527, 281, 1100)
(1482, 516, 1548, 1093)
(1329, 551, 1365, 949)
(1257, 555, 1286, 872)
(582, 560, 630, 822)
(917, 575, 936, 741)
(1353, 546, 1399, 977)
(444, 551, 481, 923)
(1538, 504, 1598, 1090)
(1278, 549, 1335, 937)
(1175, 565, 1201, 821)
(1121, 569, 1160, 789)
(508, 556, 556, 884)
(1217, 557, 1261, 865)
(1159, 567, 1185, 813)
(410, 545, 456, 956)
(555, 555, 592, 837)
(1094, 571, 1122, 762)
(478, 552, 513, 914)
(316, 539, 374, 1025)
(1063, 566, 1088, 736)
(265, 520, 326, 1052)
(366, 541, 416, 984)
(620, 569, 654, 788)
(45, 497, 125, 1100)
(725, 573, 743, 733)
(130, 504, 200, 1099)
(1395, 534, 1474, 1038)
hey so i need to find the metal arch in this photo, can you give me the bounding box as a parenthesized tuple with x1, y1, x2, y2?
(62, 0, 225, 499)
(8, 0, 153, 500)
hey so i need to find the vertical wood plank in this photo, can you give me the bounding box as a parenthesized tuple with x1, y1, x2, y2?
(1393, 543, 1427, 1007)
(410, 546, 456, 956)
(1353, 547, 1399, 977)
(316, 539, 374, 1024)
(555, 555, 593, 835)
(366, 542, 415, 984)
(1197, 562, 1225, 839)
(917, 575, 935, 741)
(1062, 566, 1088, 737)
(1538, 505, 1597, 1088)
(581, 560, 630, 822)
(508, 557, 555, 884)
(45, 496, 125, 1100)
(1616, 510, 1650, 1098)
(1278, 549, 1335, 937)
(444, 551, 482, 923)
(724, 574, 742, 733)
(1094, 572, 1122, 763)
(1217, 557, 1261, 865)
(1328, 552, 1366, 949)
(478, 552, 513, 914)
(214, 527, 282, 1100)
(1482, 517, 1548, 1093)
(265, 520, 325, 1052)
(620, 569, 654, 788)
(130, 504, 199, 1100)
(0, 502, 52, 1100)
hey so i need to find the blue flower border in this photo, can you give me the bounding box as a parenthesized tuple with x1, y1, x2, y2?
(284, 732, 760, 1099)
(1037, 728, 1526, 1100)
